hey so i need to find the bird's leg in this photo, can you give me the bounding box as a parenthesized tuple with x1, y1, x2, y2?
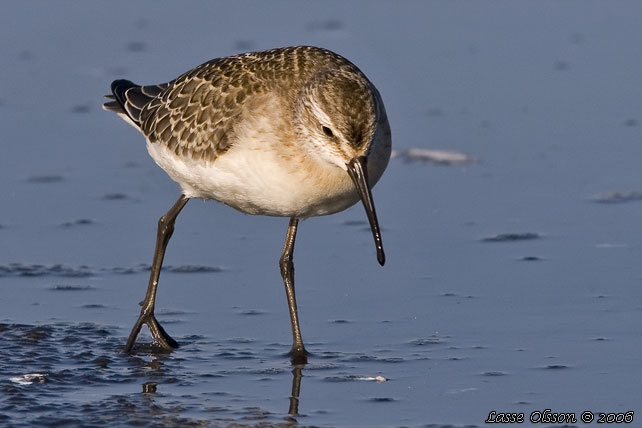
(124, 194, 189, 353)
(287, 365, 304, 417)
(279, 218, 307, 364)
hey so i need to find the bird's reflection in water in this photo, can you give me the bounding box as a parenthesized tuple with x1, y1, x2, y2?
(142, 381, 157, 394)
(136, 354, 306, 426)
(287, 365, 304, 418)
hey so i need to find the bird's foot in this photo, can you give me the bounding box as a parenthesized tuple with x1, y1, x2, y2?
(124, 311, 178, 353)
(289, 345, 308, 365)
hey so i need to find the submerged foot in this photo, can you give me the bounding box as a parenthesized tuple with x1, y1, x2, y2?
(124, 312, 178, 353)
(289, 345, 308, 365)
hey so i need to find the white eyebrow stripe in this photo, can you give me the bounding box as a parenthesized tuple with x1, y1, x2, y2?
(309, 98, 334, 128)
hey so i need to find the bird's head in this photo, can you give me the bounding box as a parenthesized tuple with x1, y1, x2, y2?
(294, 70, 391, 266)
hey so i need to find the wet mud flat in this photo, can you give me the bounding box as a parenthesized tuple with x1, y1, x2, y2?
(0, 322, 308, 427)
(1, 1, 641, 427)
(0, 321, 464, 428)
(0, 249, 638, 428)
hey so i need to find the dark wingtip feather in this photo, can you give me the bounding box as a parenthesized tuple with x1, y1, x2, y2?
(106, 79, 142, 126)
(105, 79, 170, 128)
(102, 100, 122, 113)
(110, 79, 138, 106)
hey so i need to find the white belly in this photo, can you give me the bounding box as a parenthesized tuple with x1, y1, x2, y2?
(146, 140, 360, 218)
(144, 91, 390, 219)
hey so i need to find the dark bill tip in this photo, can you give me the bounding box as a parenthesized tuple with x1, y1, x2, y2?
(347, 156, 385, 266)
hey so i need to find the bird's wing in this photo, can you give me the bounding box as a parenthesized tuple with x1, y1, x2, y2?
(138, 55, 277, 162)
(107, 47, 355, 162)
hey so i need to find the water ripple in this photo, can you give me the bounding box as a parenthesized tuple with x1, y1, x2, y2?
(0, 263, 223, 278)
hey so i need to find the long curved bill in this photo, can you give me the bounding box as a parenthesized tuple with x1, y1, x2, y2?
(347, 156, 385, 266)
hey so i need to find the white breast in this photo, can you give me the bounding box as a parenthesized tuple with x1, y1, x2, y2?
(145, 91, 391, 219)
(145, 95, 361, 218)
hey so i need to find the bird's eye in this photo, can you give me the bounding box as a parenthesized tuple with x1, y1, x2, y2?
(322, 126, 334, 138)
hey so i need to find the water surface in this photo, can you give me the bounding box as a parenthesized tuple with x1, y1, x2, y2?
(0, 2, 640, 427)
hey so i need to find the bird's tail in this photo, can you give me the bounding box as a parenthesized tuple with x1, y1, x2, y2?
(103, 80, 170, 129)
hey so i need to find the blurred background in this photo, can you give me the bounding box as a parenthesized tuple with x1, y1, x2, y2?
(0, 2, 640, 427)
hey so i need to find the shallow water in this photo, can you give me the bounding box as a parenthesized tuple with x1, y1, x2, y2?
(1, 1, 641, 427)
